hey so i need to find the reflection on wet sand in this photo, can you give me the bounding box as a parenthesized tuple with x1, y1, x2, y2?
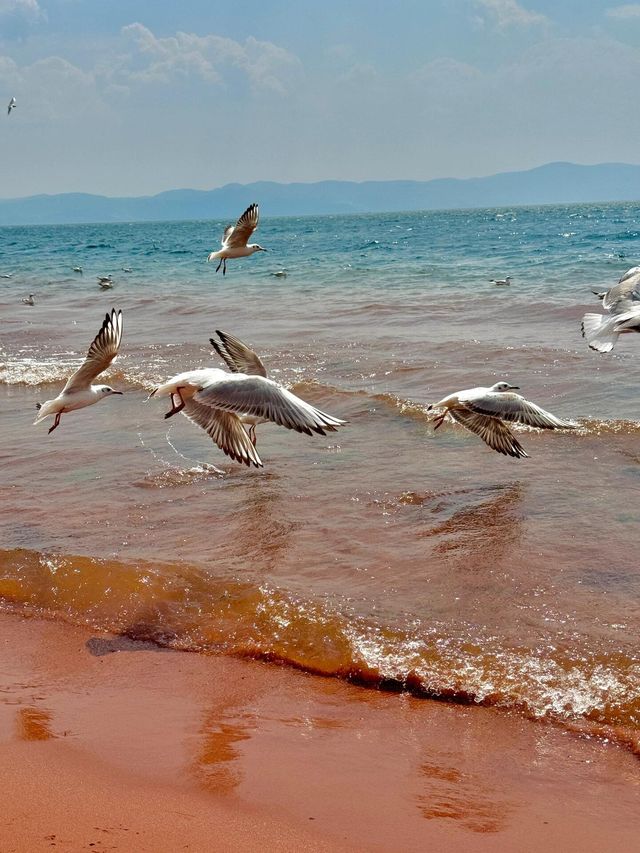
(16, 706, 55, 741)
(418, 759, 512, 833)
(194, 710, 254, 794)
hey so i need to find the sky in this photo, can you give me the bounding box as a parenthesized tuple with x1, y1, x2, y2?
(1, 0, 640, 197)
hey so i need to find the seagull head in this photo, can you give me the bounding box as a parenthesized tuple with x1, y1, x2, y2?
(97, 385, 123, 396)
(249, 244, 268, 253)
(491, 381, 519, 392)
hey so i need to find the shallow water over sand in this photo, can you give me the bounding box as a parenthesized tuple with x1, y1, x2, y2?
(1, 204, 639, 750)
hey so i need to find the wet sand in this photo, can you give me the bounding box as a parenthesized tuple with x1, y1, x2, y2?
(0, 613, 638, 852)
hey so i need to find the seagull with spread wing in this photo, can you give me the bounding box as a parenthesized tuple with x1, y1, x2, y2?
(150, 334, 345, 468)
(427, 381, 575, 459)
(7, 97, 16, 116)
(582, 266, 640, 353)
(207, 203, 267, 275)
(33, 310, 124, 434)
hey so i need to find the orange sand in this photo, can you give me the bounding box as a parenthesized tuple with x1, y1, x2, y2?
(0, 612, 638, 852)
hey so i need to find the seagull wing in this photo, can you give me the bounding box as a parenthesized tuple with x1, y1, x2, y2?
(182, 400, 263, 468)
(222, 203, 259, 248)
(210, 330, 267, 377)
(462, 391, 575, 430)
(450, 409, 528, 458)
(194, 374, 345, 436)
(63, 309, 123, 392)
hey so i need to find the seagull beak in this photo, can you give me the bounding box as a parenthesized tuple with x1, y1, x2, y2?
(508, 385, 519, 390)
(260, 247, 268, 252)
(112, 390, 124, 395)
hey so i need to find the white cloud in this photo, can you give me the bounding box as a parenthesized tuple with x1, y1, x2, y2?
(606, 4, 640, 18)
(0, 0, 43, 20)
(116, 23, 301, 93)
(472, 0, 547, 28)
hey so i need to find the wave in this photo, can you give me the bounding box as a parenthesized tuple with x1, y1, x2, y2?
(0, 546, 638, 754)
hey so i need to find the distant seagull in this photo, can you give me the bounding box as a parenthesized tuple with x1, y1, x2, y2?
(33, 310, 124, 434)
(1, 273, 13, 279)
(209, 329, 270, 447)
(269, 269, 288, 278)
(22, 294, 35, 306)
(582, 266, 640, 352)
(490, 276, 511, 286)
(150, 340, 345, 468)
(72, 266, 83, 274)
(122, 267, 132, 273)
(97, 275, 113, 289)
(427, 381, 575, 458)
(7, 97, 16, 116)
(207, 203, 267, 275)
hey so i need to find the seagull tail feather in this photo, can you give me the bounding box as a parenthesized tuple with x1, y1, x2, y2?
(581, 313, 619, 353)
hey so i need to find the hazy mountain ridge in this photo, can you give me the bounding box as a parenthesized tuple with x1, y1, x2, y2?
(1, 162, 639, 225)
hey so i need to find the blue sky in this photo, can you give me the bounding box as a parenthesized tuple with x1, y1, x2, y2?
(1, 0, 640, 196)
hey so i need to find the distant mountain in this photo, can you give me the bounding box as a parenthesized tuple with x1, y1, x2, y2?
(1, 162, 639, 226)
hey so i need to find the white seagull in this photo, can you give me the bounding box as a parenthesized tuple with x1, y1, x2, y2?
(33, 310, 124, 434)
(150, 340, 345, 468)
(209, 329, 272, 447)
(97, 275, 113, 289)
(7, 97, 16, 116)
(22, 294, 35, 306)
(427, 381, 576, 459)
(582, 266, 640, 352)
(490, 276, 511, 286)
(207, 203, 267, 275)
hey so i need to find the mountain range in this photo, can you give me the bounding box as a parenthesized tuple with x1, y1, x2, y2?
(1, 162, 639, 226)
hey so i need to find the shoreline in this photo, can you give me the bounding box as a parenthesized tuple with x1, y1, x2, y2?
(1, 611, 639, 852)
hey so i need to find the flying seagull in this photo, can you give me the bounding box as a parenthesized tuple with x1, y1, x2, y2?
(22, 294, 35, 306)
(427, 381, 575, 458)
(490, 276, 511, 286)
(33, 309, 124, 434)
(207, 203, 267, 275)
(7, 97, 16, 116)
(150, 340, 345, 467)
(582, 266, 640, 352)
(209, 329, 272, 447)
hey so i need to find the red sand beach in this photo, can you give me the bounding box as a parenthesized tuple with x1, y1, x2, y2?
(1, 612, 639, 852)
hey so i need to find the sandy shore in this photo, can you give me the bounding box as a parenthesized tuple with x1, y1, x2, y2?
(0, 612, 638, 852)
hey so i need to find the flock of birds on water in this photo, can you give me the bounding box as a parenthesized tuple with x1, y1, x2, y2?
(23, 201, 640, 466)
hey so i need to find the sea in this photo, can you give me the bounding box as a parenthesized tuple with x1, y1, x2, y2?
(1, 202, 639, 754)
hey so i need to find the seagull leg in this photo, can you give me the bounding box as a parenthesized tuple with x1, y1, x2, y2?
(48, 412, 62, 434)
(164, 387, 186, 419)
(216, 259, 223, 273)
(223, 259, 227, 276)
(432, 411, 448, 431)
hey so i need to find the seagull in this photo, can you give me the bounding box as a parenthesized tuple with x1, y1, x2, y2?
(269, 269, 288, 278)
(427, 381, 576, 458)
(209, 329, 272, 447)
(97, 275, 113, 289)
(0, 273, 13, 279)
(72, 266, 83, 274)
(207, 203, 267, 275)
(33, 310, 124, 434)
(582, 266, 640, 352)
(150, 339, 345, 467)
(7, 97, 16, 116)
(22, 294, 35, 306)
(490, 276, 511, 286)
(122, 267, 132, 273)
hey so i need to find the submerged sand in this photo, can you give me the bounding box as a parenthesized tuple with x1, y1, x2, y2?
(0, 612, 639, 852)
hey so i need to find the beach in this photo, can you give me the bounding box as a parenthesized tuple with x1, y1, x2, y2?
(1, 205, 640, 848)
(2, 612, 639, 852)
